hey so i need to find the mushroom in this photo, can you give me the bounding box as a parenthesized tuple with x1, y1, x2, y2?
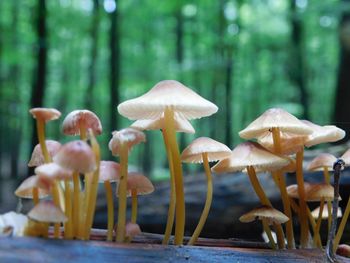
(239, 206, 289, 250)
(99, 160, 121, 241)
(114, 221, 142, 242)
(28, 140, 62, 167)
(15, 175, 49, 205)
(108, 128, 146, 242)
(117, 80, 218, 244)
(181, 137, 231, 245)
(212, 141, 290, 249)
(29, 108, 61, 163)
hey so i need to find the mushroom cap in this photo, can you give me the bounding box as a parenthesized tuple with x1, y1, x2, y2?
(131, 112, 195, 134)
(307, 153, 337, 171)
(28, 200, 67, 223)
(311, 204, 342, 219)
(53, 140, 96, 173)
(287, 183, 337, 202)
(62, 109, 102, 136)
(108, 128, 146, 156)
(211, 142, 290, 173)
(0, 212, 28, 237)
(336, 244, 350, 258)
(28, 140, 62, 167)
(14, 176, 50, 199)
(239, 206, 289, 225)
(29, 108, 61, 122)
(117, 80, 218, 120)
(117, 172, 154, 197)
(99, 161, 121, 182)
(125, 222, 142, 238)
(35, 163, 72, 185)
(181, 137, 231, 163)
(341, 149, 350, 167)
(239, 108, 313, 140)
(303, 120, 346, 147)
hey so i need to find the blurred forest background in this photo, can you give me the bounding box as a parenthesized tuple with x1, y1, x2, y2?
(1, 0, 350, 238)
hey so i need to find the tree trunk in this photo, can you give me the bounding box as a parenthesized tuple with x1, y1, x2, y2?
(290, 0, 309, 119)
(334, 0, 350, 142)
(109, 0, 120, 132)
(86, 0, 100, 110)
(224, 49, 233, 148)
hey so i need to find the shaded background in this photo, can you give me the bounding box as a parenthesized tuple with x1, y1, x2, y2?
(1, 0, 350, 242)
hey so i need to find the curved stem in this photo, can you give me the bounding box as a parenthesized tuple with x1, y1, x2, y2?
(104, 180, 114, 241)
(72, 171, 80, 238)
(334, 196, 350, 250)
(131, 189, 138, 224)
(262, 218, 277, 250)
(313, 198, 325, 248)
(323, 166, 332, 232)
(36, 118, 51, 163)
(116, 142, 128, 243)
(162, 131, 176, 245)
(64, 180, 73, 239)
(188, 153, 212, 246)
(32, 187, 39, 205)
(164, 108, 185, 245)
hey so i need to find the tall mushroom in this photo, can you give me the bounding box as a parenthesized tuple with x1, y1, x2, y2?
(118, 80, 218, 244)
(108, 128, 146, 242)
(181, 137, 231, 245)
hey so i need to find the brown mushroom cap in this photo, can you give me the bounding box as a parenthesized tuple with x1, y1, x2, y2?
(311, 204, 342, 219)
(118, 172, 154, 197)
(307, 153, 337, 171)
(239, 108, 313, 140)
(117, 80, 218, 120)
(14, 176, 50, 199)
(239, 206, 289, 225)
(131, 112, 195, 134)
(211, 141, 290, 173)
(29, 108, 61, 122)
(53, 140, 96, 173)
(303, 120, 346, 147)
(28, 140, 62, 167)
(28, 200, 67, 223)
(108, 128, 146, 156)
(287, 183, 337, 202)
(99, 161, 121, 182)
(62, 109, 102, 136)
(181, 137, 231, 163)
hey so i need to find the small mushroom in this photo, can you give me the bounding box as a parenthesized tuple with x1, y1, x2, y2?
(28, 140, 62, 167)
(15, 175, 49, 205)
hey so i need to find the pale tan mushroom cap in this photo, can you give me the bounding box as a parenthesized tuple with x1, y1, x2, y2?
(239, 108, 313, 140)
(108, 128, 146, 156)
(53, 140, 96, 173)
(28, 200, 67, 223)
(307, 153, 337, 171)
(311, 204, 342, 219)
(131, 112, 195, 134)
(117, 80, 218, 120)
(181, 137, 231, 163)
(15, 176, 50, 199)
(239, 206, 289, 225)
(287, 183, 337, 201)
(62, 109, 102, 136)
(341, 149, 350, 167)
(35, 163, 72, 182)
(28, 140, 62, 167)
(117, 172, 154, 197)
(211, 142, 290, 173)
(29, 108, 61, 122)
(99, 161, 121, 182)
(302, 120, 346, 147)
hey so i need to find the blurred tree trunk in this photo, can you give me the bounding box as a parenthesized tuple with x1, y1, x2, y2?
(29, 0, 47, 174)
(334, 0, 350, 142)
(109, 0, 120, 132)
(86, 0, 100, 110)
(224, 47, 233, 147)
(289, 0, 309, 119)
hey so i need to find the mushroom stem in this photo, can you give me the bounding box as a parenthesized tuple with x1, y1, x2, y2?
(271, 128, 295, 249)
(64, 179, 73, 239)
(323, 166, 332, 232)
(79, 122, 87, 141)
(104, 180, 114, 241)
(131, 189, 138, 224)
(188, 152, 213, 246)
(36, 118, 51, 163)
(262, 218, 277, 250)
(161, 131, 176, 245)
(313, 198, 325, 248)
(32, 187, 39, 205)
(164, 107, 185, 245)
(72, 171, 80, 237)
(77, 191, 86, 239)
(327, 159, 345, 260)
(84, 131, 100, 240)
(247, 166, 285, 249)
(296, 149, 309, 248)
(52, 181, 61, 238)
(116, 142, 129, 243)
(334, 195, 350, 251)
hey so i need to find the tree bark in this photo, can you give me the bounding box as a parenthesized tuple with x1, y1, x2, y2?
(334, 0, 350, 142)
